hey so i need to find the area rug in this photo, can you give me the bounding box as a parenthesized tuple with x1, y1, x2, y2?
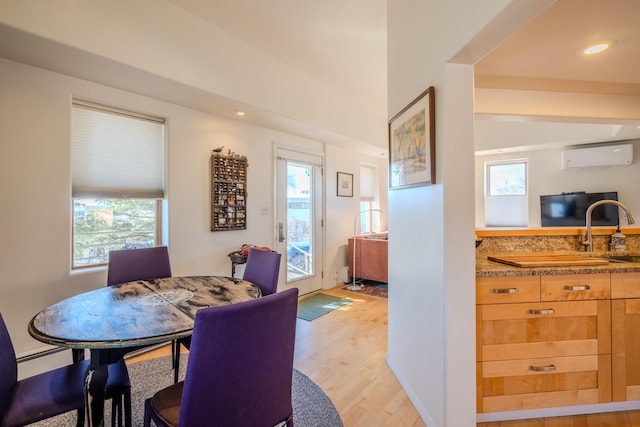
(31, 355, 343, 427)
(342, 281, 388, 299)
(297, 293, 352, 321)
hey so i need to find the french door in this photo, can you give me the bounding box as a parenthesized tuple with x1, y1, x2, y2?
(275, 148, 323, 295)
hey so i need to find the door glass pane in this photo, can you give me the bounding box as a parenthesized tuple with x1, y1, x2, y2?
(286, 162, 313, 281)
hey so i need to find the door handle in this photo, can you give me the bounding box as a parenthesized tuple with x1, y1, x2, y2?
(278, 222, 285, 242)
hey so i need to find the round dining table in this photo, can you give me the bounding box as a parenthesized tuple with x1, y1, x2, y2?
(28, 276, 261, 427)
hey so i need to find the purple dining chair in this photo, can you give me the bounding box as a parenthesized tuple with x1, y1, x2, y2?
(108, 246, 176, 381)
(0, 313, 131, 427)
(145, 287, 299, 427)
(172, 249, 282, 383)
(107, 246, 172, 286)
(242, 249, 282, 296)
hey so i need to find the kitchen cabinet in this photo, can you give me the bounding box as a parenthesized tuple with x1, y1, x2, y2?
(477, 274, 612, 413)
(611, 272, 640, 401)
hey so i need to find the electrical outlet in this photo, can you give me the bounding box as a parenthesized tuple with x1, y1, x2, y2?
(260, 207, 269, 215)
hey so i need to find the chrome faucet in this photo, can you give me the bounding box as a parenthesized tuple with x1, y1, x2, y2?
(582, 200, 635, 252)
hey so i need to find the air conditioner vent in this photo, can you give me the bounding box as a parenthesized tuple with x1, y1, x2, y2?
(562, 144, 633, 169)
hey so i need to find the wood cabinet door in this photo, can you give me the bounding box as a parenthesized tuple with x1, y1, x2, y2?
(612, 298, 640, 401)
(611, 273, 640, 401)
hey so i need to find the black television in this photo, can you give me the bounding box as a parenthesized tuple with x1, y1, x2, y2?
(540, 192, 619, 227)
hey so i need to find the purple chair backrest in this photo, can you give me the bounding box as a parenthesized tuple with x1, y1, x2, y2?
(0, 313, 18, 421)
(107, 246, 172, 286)
(179, 288, 298, 426)
(242, 250, 281, 296)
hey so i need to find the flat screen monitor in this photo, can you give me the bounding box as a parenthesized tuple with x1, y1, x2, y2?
(540, 192, 619, 227)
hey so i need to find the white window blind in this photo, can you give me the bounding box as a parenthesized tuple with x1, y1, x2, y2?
(360, 165, 375, 202)
(72, 100, 165, 198)
(484, 159, 528, 227)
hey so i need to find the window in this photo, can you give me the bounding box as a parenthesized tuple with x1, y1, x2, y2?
(359, 165, 378, 234)
(484, 160, 528, 226)
(71, 100, 165, 268)
(486, 161, 527, 196)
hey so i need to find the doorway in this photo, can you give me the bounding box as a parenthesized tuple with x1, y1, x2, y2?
(275, 148, 324, 295)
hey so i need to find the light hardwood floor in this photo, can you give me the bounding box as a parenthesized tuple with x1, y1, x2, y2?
(128, 287, 426, 427)
(128, 287, 640, 427)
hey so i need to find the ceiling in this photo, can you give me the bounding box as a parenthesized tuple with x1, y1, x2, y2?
(0, 0, 638, 153)
(474, 0, 640, 97)
(165, 0, 640, 152)
(473, 0, 640, 151)
(166, 0, 640, 103)
(166, 0, 388, 111)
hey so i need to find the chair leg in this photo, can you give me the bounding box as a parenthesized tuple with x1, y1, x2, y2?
(124, 388, 132, 427)
(76, 408, 85, 427)
(173, 341, 181, 384)
(143, 398, 152, 427)
(111, 394, 120, 427)
(109, 389, 131, 427)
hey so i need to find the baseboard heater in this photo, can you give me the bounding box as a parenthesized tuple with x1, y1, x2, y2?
(16, 346, 66, 363)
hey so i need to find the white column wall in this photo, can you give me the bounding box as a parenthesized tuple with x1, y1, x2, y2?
(386, 1, 541, 426)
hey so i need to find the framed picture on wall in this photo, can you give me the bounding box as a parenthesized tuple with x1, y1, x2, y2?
(388, 86, 435, 189)
(337, 172, 353, 197)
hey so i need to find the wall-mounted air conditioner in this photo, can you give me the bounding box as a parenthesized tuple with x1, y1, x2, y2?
(562, 143, 633, 169)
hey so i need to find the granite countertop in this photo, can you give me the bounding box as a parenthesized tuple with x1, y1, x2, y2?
(477, 251, 640, 277)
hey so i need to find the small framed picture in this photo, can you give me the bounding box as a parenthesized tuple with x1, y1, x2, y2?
(388, 86, 436, 189)
(337, 172, 354, 197)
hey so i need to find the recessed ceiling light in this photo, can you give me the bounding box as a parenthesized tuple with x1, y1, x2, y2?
(583, 43, 609, 55)
(235, 110, 245, 116)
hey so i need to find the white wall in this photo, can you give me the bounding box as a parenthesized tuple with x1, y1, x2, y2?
(475, 139, 640, 227)
(324, 144, 389, 286)
(0, 58, 384, 367)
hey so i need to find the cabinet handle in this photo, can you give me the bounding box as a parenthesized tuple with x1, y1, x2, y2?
(563, 285, 591, 291)
(528, 308, 555, 315)
(529, 364, 556, 372)
(491, 288, 518, 294)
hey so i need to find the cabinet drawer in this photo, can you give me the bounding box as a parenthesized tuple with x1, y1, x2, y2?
(541, 273, 610, 301)
(478, 354, 611, 412)
(482, 354, 598, 378)
(611, 272, 640, 299)
(479, 300, 611, 360)
(477, 276, 540, 304)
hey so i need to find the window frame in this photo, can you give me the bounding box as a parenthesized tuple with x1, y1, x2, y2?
(70, 100, 166, 270)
